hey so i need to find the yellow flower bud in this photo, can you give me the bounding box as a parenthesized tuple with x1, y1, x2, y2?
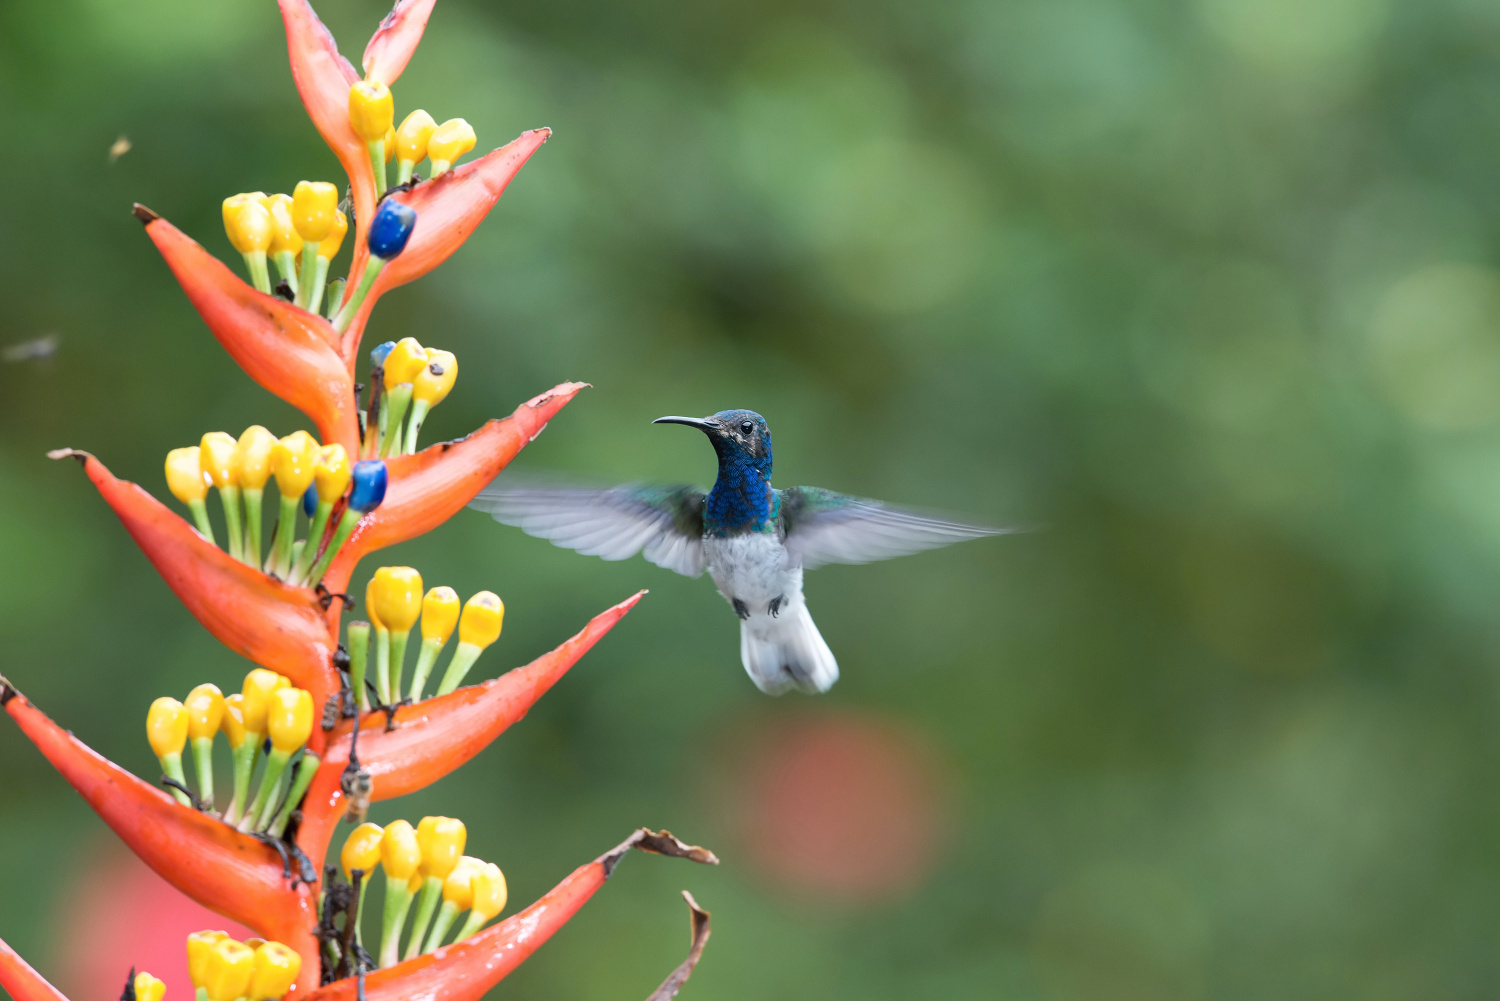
(134, 971, 166, 1001)
(382, 336, 428, 388)
(469, 862, 507, 921)
(349, 80, 394, 143)
(260, 193, 303, 257)
(442, 855, 483, 909)
(371, 566, 423, 633)
(408, 871, 425, 893)
(240, 669, 285, 734)
(412, 349, 457, 408)
(204, 938, 256, 1001)
(384, 124, 396, 162)
(427, 118, 476, 173)
(459, 591, 504, 649)
(416, 815, 467, 880)
(318, 209, 348, 261)
(364, 576, 386, 631)
(147, 697, 189, 759)
(199, 432, 241, 489)
(291, 180, 339, 243)
(187, 930, 232, 987)
(420, 586, 460, 644)
(380, 818, 421, 881)
(165, 447, 211, 505)
(341, 821, 385, 879)
(314, 443, 351, 503)
(267, 686, 313, 754)
(248, 940, 302, 1001)
(223, 194, 272, 254)
(221, 693, 247, 749)
(272, 431, 320, 498)
(395, 109, 437, 163)
(234, 426, 278, 491)
(184, 683, 226, 742)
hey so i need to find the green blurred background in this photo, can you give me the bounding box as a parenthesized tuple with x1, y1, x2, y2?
(4, 0, 1500, 997)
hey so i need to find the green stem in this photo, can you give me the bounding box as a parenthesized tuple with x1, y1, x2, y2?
(368, 139, 387, 197)
(190, 736, 215, 810)
(352, 872, 369, 948)
(379, 875, 414, 968)
(273, 249, 300, 296)
(269, 493, 299, 579)
(403, 400, 431, 455)
(196, 988, 209, 1001)
(325, 278, 346, 322)
(241, 747, 290, 833)
(242, 251, 270, 294)
(304, 256, 331, 317)
(374, 625, 392, 704)
(388, 630, 410, 706)
(223, 739, 256, 826)
(396, 159, 415, 185)
(218, 485, 244, 562)
(429, 158, 452, 176)
(242, 488, 264, 569)
(290, 540, 306, 577)
(436, 642, 484, 696)
(268, 751, 320, 836)
(347, 622, 371, 712)
(303, 507, 361, 589)
(408, 636, 445, 702)
(158, 751, 190, 806)
(403, 876, 443, 961)
(332, 257, 387, 333)
(423, 899, 460, 954)
(295, 242, 320, 308)
(291, 500, 334, 585)
(454, 908, 489, 943)
(187, 499, 216, 547)
(380, 386, 413, 458)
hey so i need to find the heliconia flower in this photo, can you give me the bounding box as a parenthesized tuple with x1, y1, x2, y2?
(223, 194, 274, 293)
(293, 180, 339, 243)
(404, 349, 456, 454)
(341, 821, 384, 879)
(202, 431, 247, 563)
(185, 682, 227, 809)
(248, 941, 302, 1001)
(146, 695, 191, 806)
(331, 201, 417, 334)
(370, 566, 422, 701)
(262, 193, 305, 295)
(318, 208, 348, 261)
(4, 685, 308, 943)
(187, 930, 231, 987)
(405, 816, 467, 961)
(202, 938, 256, 1001)
(394, 109, 436, 184)
(436, 591, 503, 696)
(301, 829, 715, 1001)
(348, 81, 393, 143)
(453, 860, 507, 940)
(335, 130, 550, 357)
(317, 443, 350, 500)
(165, 445, 216, 545)
(426, 118, 476, 176)
(322, 383, 585, 596)
(50, 450, 341, 753)
(0, 936, 69, 1001)
(134, 971, 166, 1001)
(139, 212, 360, 456)
(294, 594, 642, 868)
(407, 585, 458, 700)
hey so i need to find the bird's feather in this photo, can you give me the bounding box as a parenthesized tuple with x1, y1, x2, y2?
(778, 486, 1011, 570)
(470, 483, 708, 577)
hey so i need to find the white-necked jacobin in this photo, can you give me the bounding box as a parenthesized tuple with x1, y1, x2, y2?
(470, 409, 1010, 694)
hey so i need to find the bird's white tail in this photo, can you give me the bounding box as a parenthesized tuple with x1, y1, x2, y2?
(739, 602, 839, 694)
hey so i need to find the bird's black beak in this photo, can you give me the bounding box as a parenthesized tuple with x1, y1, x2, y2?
(652, 415, 721, 433)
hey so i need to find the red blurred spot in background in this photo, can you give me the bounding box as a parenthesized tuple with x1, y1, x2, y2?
(720, 710, 948, 903)
(54, 839, 253, 996)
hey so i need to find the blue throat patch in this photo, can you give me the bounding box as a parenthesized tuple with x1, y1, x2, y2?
(705, 452, 774, 535)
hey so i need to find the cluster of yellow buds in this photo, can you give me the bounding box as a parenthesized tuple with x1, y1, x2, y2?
(145, 670, 317, 837)
(186, 930, 301, 1001)
(164, 429, 387, 587)
(362, 336, 457, 457)
(336, 816, 505, 969)
(344, 567, 502, 709)
(222, 186, 348, 314)
(348, 77, 476, 195)
(131, 970, 166, 1001)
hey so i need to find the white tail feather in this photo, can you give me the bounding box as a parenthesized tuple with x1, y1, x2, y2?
(739, 603, 839, 694)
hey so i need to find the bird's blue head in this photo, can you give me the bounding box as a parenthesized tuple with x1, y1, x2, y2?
(653, 409, 773, 480)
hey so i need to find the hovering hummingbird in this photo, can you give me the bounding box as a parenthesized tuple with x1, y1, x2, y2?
(470, 409, 1009, 695)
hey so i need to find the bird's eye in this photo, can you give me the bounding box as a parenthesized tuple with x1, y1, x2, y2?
(741, 421, 753, 434)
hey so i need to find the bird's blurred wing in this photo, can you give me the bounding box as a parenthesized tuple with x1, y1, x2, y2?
(470, 482, 707, 577)
(780, 486, 1013, 570)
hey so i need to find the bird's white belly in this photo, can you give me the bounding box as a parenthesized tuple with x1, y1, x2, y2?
(704, 533, 802, 614)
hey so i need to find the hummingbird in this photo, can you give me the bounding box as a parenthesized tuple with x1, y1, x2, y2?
(470, 409, 1009, 695)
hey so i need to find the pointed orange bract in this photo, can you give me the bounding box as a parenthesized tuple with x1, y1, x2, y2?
(0, 937, 69, 1001)
(54, 451, 340, 741)
(298, 593, 643, 868)
(362, 0, 437, 85)
(141, 212, 359, 456)
(338, 130, 551, 361)
(322, 382, 586, 596)
(3, 686, 309, 942)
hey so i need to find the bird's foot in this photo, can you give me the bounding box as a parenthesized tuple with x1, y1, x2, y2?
(769, 594, 784, 618)
(732, 598, 750, 621)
